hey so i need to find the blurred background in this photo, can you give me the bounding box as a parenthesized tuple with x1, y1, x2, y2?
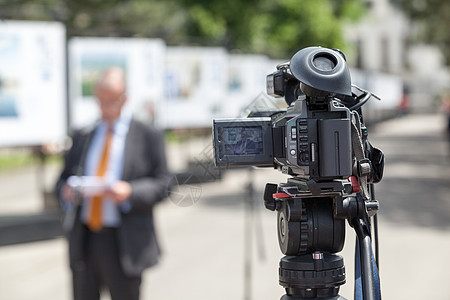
(0, 0, 449, 299)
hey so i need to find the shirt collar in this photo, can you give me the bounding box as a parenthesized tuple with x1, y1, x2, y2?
(100, 112, 131, 136)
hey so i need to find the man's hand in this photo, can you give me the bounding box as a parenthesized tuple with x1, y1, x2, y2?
(106, 180, 132, 205)
(61, 183, 76, 203)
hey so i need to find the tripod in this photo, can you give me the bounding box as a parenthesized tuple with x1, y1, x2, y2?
(264, 178, 380, 300)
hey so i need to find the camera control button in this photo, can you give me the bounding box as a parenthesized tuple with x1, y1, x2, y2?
(291, 127, 297, 140)
(298, 151, 309, 163)
(290, 149, 296, 156)
(299, 143, 308, 150)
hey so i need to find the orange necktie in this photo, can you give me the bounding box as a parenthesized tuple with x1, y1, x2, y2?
(87, 130, 113, 231)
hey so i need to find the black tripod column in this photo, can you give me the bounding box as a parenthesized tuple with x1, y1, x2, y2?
(353, 219, 376, 300)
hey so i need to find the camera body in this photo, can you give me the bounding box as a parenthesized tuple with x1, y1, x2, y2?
(213, 97, 352, 181)
(213, 46, 353, 181)
(272, 95, 352, 180)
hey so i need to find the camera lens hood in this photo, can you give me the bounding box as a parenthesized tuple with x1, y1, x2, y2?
(290, 47, 352, 97)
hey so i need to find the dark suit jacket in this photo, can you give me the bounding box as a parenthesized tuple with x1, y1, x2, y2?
(234, 138, 257, 155)
(56, 118, 171, 277)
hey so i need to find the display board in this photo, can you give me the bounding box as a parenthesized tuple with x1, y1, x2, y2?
(0, 21, 66, 146)
(160, 47, 229, 128)
(69, 37, 166, 129)
(226, 54, 284, 117)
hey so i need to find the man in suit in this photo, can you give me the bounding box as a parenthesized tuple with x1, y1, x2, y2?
(56, 67, 171, 300)
(234, 128, 257, 155)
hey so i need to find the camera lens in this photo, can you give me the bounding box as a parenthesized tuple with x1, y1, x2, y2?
(312, 54, 337, 71)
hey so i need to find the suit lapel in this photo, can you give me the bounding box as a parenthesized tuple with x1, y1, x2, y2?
(73, 127, 96, 177)
(121, 119, 135, 180)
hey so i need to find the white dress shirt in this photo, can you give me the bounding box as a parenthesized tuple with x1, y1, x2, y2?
(81, 113, 132, 227)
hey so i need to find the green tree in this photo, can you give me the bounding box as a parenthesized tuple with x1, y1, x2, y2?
(0, 0, 187, 41)
(0, 0, 364, 58)
(264, 0, 347, 57)
(178, 0, 364, 57)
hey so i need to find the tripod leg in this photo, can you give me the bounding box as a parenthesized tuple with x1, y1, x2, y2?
(369, 183, 380, 270)
(353, 219, 378, 300)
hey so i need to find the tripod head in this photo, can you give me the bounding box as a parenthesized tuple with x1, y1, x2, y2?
(264, 164, 383, 300)
(264, 179, 350, 299)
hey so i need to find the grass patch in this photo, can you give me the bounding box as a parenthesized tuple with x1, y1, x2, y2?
(0, 151, 63, 172)
(0, 153, 36, 170)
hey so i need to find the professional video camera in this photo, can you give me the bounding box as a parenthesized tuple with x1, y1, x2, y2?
(213, 47, 384, 300)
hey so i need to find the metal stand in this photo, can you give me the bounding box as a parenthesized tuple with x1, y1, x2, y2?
(244, 167, 266, 300)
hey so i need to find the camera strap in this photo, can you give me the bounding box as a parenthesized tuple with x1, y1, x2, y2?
(350, 111, 371, 201)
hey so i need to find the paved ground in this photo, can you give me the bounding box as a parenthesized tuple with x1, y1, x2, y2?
(0, 113, 449, 300)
